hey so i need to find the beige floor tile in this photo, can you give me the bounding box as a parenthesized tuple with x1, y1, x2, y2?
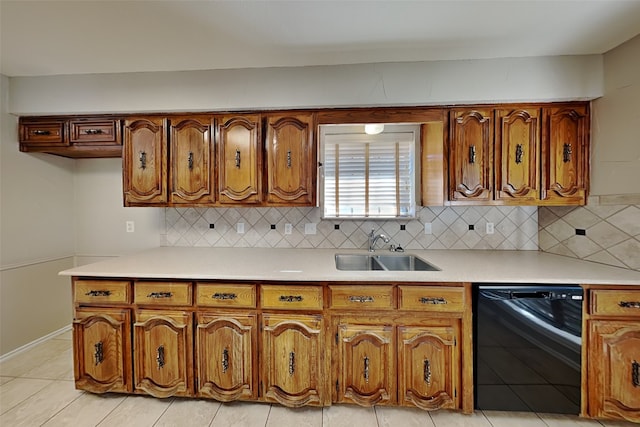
(0, 377, 53, 414)
(482, 410, 547, 427)
(0, 376, 15, 385)
(154, 398, 221, 427)
(210, 401, 271, 427)
(0, 339, 71, 377)
(97, 395, 173, 427)
(536, 413, 606, 426)
(322, 404, 378, 427)
(41, 392, 126, 427)
(599, 419, 640, 427)
(375, 406, 435, 427)
(430, 409, 493, 427)
(266, 404, 323, 427)
(0, 380, 83, 426)
(19, 348, 74, 380)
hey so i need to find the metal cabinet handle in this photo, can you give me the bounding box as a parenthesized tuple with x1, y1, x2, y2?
(85, 290, 111, 297)
(147, 291, 173, 299)
(563, 143, 572, 163)
(349, 296, 374, 303)
(424, 359, 431, 384)
(420, 297, 447, 305)
(364, 356, 370, 383)
(289, 351, 295, 375)
(188, 152, 194, 170)
(287, 150, 292, 168)
(469, 145, 476, 164)
(156, 345, 165, 369)
(33, 130, 51, 135)
(94, 342, 104, 365)
(235, 149, 241, 168)
(633, 360, 639, 387)
(619, 301, 640, 309)
(222, 348, 229, 374)
(213, 293, 237, 300)
(139, 151, 147, 169)
(515, 144, 524, 164)
(84, 129, 103, 135)
(279, 295, 303, 302)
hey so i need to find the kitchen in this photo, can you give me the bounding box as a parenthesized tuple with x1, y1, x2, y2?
(1, 1, 640, 426)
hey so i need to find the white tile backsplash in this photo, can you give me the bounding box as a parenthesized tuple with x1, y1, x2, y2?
(162, 206, 538, 251)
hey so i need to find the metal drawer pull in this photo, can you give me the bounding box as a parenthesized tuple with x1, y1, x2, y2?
(515, 144, 524, 164)
(279, 295, 303, 302)
(85, 290, 111, 297)
(33, 130, 51, 135)
(420, 297, 447, 305)
(287, 150, 292, 168)
(235, 149, 241, 168)
(289, 351, 295, 375)
(619, 301, 640, 309)
(213, 293, 237, 300)
(349, 296, 374, 303)
(188, 152, 194, 170)
(147, 291, 173, 299)
(222, 348, 229, 374)
(156, 345, 165, 369)
(84, 129, 103, 135)
(94, 342, 104, 366)
(424, 359, 431, 384)
(364, 356, 370, 383)
(139, 151, 147, 169)
(563, 143, 572, 163)
(633, 360, 639, 387)
(469, 145, 476, 164)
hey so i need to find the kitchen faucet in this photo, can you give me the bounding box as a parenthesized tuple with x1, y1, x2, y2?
(368, 229, 390, 252)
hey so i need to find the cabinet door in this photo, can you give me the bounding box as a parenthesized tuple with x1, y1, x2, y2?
(449, 109, 493, 202)
(133, 310, 193, 398)
(123, 117, 167, 205)
(588, 320, 640, 423)
(337, 324, 395, 406)
(217, 114, 262, 204)
(196, 313, 257, 401)
(262, 314, 324, 407)
(541, 105, 588, 205)
(495, 108, 540, 202)
(398, 324, 459, 410)
(73, 308, 132, 393)
(169, 116, 215, 204)
(265, 113, 315, 205)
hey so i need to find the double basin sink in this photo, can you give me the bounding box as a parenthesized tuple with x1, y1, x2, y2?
(335, 253, 440, 271)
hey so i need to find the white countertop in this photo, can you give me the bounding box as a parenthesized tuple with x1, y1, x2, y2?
(60, 247, 640, 285)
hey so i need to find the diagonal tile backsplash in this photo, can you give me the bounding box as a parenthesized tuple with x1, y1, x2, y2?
(162, 206, 538, 251)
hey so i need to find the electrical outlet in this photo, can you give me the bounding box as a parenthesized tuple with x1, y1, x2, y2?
(486, 222, 495, 234)
(126, 221, 135, 233)
(236, 223, 245, 234)
(284, 223, 293, 235)
(304, 223, 316, 235)
(424, 223, 432, 235)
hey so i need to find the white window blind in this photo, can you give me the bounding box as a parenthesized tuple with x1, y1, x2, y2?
(322, 126, 418, 218)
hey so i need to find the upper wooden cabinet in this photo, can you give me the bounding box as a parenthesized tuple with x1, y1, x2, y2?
(217, 114, 262, 204)
(541, 105, 589, 205)
(169, 116, 215, 204)
(265, 113, 316, 205)
(449, 108, 493, 203)
(123, 117, 168, 205)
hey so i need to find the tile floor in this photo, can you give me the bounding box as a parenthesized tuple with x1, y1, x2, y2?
(0, 330, 636, 427)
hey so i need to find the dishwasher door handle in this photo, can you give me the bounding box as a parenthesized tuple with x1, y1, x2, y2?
(510, 291, 551, 299)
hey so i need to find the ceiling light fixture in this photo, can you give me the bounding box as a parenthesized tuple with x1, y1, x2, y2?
(364, 123, 384, 135)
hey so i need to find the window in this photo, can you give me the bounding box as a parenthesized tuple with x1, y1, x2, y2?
(320, 124, 419, 218)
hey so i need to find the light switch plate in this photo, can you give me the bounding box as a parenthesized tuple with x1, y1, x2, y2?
(236, 223, 245, 234)
(304, 223, 316, 235)
(423, 222, 432, 234)
(284, 223, 293, 235)
(486, 222, 494, 234)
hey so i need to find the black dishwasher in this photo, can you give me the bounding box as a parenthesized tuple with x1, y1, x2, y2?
(473, 284, 583, 414)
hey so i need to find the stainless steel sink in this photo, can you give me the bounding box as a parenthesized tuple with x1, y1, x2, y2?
(335, 254, 440, 271)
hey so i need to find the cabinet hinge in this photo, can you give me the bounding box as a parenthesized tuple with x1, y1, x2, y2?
(335, 332, 339, 345)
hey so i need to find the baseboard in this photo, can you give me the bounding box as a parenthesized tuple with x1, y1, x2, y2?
(0, 324, 72, 363)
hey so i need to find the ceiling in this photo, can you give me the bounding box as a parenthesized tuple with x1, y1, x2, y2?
(1, 0, 640, 77)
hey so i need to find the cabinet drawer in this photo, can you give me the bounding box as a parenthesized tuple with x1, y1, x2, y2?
(70, 119, 121, 145)
(19, 120, 67, 145)
(329, 285, 394, 310)
(398, 286, 465, 312)
(74, 280, 130, 304)
(261, 285, 323, 310)
(196, 283, 256, 308)
(590, 289, 640, 317)
(134, 282, 192, 306)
